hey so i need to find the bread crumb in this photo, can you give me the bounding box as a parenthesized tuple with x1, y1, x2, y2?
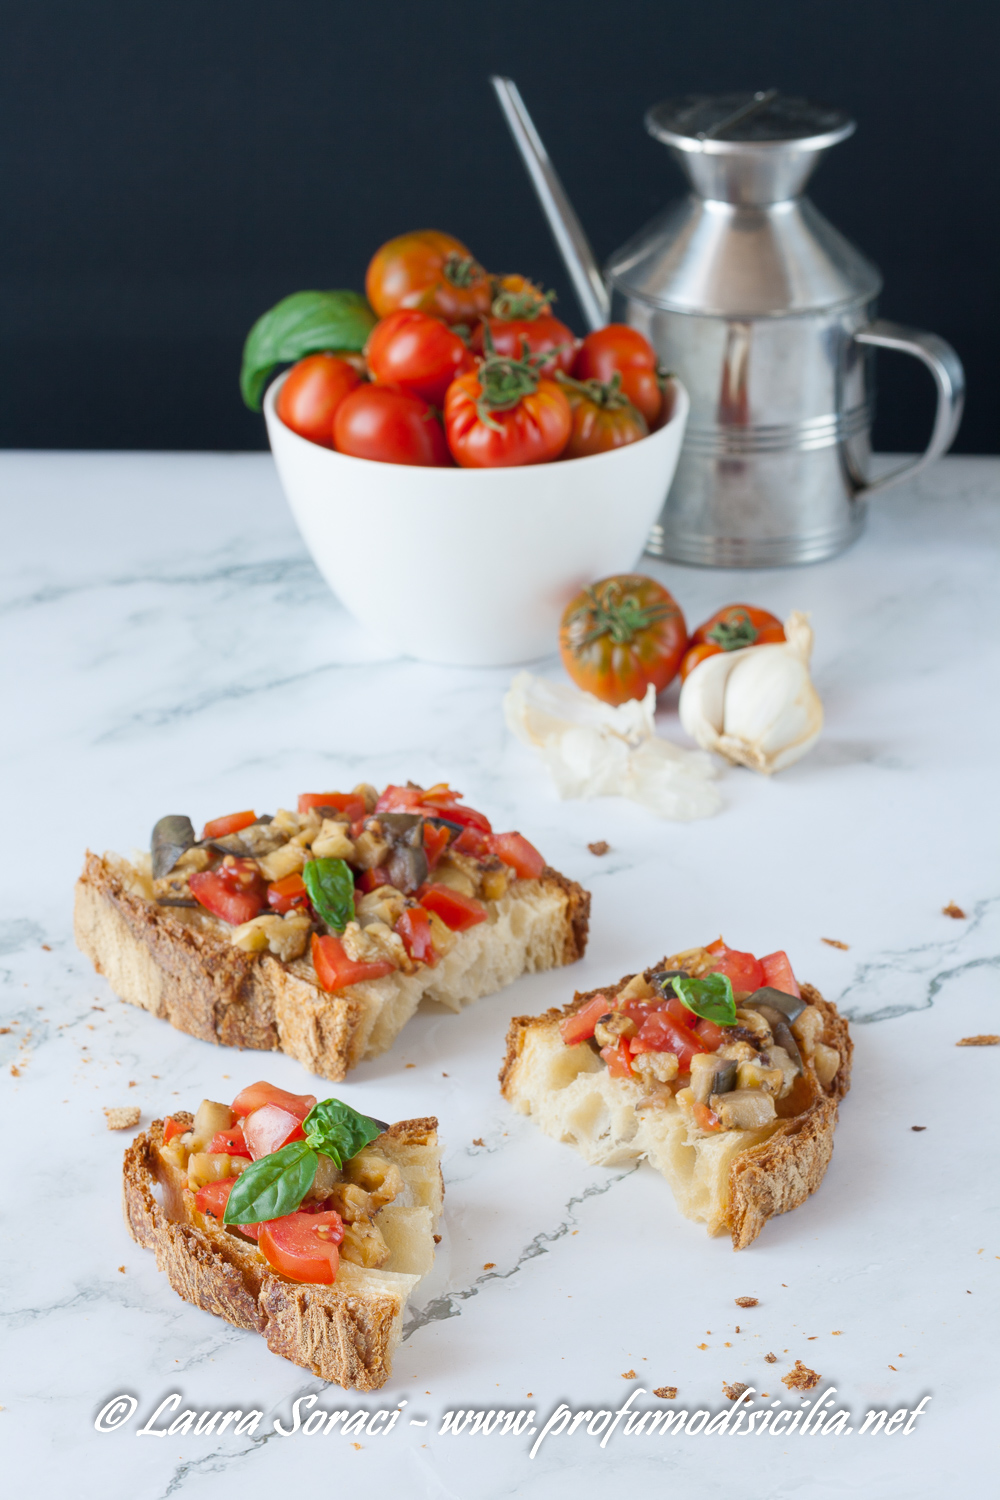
(831, 1331, 843, 1335)
(405, 1063, 415, 1068)
(351, 1442, 362, 1449)
(104, 1105, 141, 1130)
(943, 902, 966, 919)
(765, 1352, 778, 1363)
(821, 937, 849, 950)
(911, 1125, 927, 1131)
(472, 1138, 485, 1147)
(442, 1072, 448, 1077)
(0, 1028, 10, 1035)
(957, 1035, 999, 1046)
(653, 1386, 677, 1399)
(10, 1065, 20, 1077)
(888, 1365, 897, 1371)
(735, 1296, 758, 1308)
(697, 1343, 708, 1350)
(782, 1360, 821, 1391)
(433, 1234, 442, 1244)
(588, 841, 610, 856)
(621, 1369, 636, 1380)
(723, 1381, 749, 1401)
(118, 1266, 126, 1273)
(483, 1263, 496, 1270)
(128, 1080, 137, 1088)
(734, 1326, 740, 1333)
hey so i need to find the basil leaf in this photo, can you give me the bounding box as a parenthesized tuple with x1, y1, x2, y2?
(671, 972, 737, 1028)
(222, 1141, 317, 1225)
(302, 857, 355, 934)
(240, 290, 377, 410)
(304, 1097, 385, 1169)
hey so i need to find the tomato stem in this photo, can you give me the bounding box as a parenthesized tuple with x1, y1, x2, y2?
(443, 252, 485, 289)
(474, 325, 550, 431)
(556, 369, 641, 415)
(567, 579, 676, 650)
(490, 282, 556, 321)
(706, 609, 759, 651)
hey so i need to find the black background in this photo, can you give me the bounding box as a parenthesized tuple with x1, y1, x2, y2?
(2, 0, 996, 452)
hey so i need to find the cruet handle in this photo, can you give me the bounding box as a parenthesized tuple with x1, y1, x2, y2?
(853, 320, 965, 496)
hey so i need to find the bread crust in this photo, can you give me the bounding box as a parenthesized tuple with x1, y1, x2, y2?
(500, 972, 852, 1249)
(77, 849, 590, 1081)
(123, 1114, 439, 1390)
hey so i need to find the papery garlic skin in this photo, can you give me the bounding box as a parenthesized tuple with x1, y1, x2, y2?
(504, 673, 721, 820)
(678, 611, 823, 775)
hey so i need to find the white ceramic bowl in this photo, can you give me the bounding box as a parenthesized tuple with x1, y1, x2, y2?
(264, 374, 689, 666)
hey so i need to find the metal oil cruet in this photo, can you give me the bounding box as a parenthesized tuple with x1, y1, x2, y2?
(493, 81, 965, 567)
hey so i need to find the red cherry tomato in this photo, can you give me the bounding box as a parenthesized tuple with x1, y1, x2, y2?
(267, 872, 311, 915)
(759, 950, 801, 999)
(488, 831, 546, 880)
(189, 858, 267, 926)
(275, 354, 362, 447)
(202, 810, 257, 840)
(395, 906, 438, 965)
(333, 384, 451, 466)
(444, 369, 571, 468)
(559, 994, 611, 1047)
(258, 1209, 344, 1284)
(230, 1082, 317, 1122)
(559, 575, 687, 706)
(473, 313, 577, 375)
(680, 605, 786, 681)
(418, 883, 487, 931)
(209, 1126, 251, 1157)
(311, 931, 394, 991)
(366, 310, 475, 406)
(365, 230, 492, 324)
(242, 1103, 307, 1160)
(705, 940, 765, 994)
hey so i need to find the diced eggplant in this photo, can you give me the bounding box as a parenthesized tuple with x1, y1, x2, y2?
(650, 969, 686, 998)
(151, 815, 195, 879)
(689, 1052, 738, 1103)
(746, 985, 807, 1024)
(378, 812, 424, 837)
(387, 842, 428, 893)
(750, 1003, 804, 1073)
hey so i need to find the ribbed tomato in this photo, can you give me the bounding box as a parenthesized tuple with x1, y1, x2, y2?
(444, 368, 570, 468)
(366, 310, 475, 405)
(559, 574, 687, 705)
(332, 385, 451, 467)
(365, 230, 492, 324)
(473, 313, 576, 375)
(680, 605, 785, 681)
(572, 325, 663, 425)
(559, 373, 648, 459)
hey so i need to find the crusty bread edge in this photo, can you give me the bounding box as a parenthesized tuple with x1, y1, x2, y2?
(123, 1114, 439, 1390)
(500, 971, 853, 1250)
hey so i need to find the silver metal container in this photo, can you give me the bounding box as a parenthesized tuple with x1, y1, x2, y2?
(605, 94, 964, 565)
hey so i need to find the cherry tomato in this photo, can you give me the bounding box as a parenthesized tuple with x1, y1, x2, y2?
(759, 950, 801, 999)
(395, 906, 438, 965)
(267, 872, 311, 915)
(366, 310, 475, 406)
(705, 939, 764, 994)
(680, 605, 786, 681)
(311, 932, 394, 991)
(488, 831, 546, 880)
(558, 373, 648, 459)
(258, 1209, 344, 1283)
(242, 1104, 307, 1160)
(365, 230, 492, 324)
(444, 368, 571, 468)
(559, 574, 687, 706)
(189, 858, 267, 926)
(275, 354, 362, 447)
(559, 994, 611, 1047)
(418, 883, 487, 931)
(209, 1126, 251, 1157)
(202, 810, 257, 840)
(333, 384, 450, 467)
(473, 313, 577, 375)
(231, 1082, 317, 1122)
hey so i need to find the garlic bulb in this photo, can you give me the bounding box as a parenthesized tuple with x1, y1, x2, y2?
(678, 611, 822, 775)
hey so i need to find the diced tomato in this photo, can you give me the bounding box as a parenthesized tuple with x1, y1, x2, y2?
(209, 1126, 251, 1158)
(189, 858, 267, 926)
(418, 883, 487, 932)
(601, 1036, 635, 1079)
(356, 866, 393, 894)
(163, 1115, 186, 1144)
(488, 831, 546, 880)
(258, 1210, 344, 1284)
(202, 810, 257, 840)
(453, 825, 490, 858)
(759, 950, 801, 999)
(375, 783, 493, 833)
(298, 792, 366, 822)
(230, 1081, 317, 1122)
(243, 1103, 307, 1160)
(423, 822, 451, 870)
(395, 906, 439, 965)
(427, 802, 492, 833)
(267, 872, 311, 914)
(194, 1178, 235, 1218)
(694, 1016, 727, 1051)
(374, 784, 425, 814)
(693, 1102, 722, 1132)
(629, 1008, 704, 1071)
(311, 931, 394, 992)
(559, 994, 610, 1047)
(705, 939, 764, 994)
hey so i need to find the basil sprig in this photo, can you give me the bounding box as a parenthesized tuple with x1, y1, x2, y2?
(302, 857, 355, 933)
(240, 290, 377, 410)
(670, 972, 738, 1028)
(222, 1096, 386, 1226)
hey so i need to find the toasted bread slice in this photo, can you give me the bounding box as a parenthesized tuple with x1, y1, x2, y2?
(77, 850, 589, 1081)
(124, 1112, 442, 1389)
(500, 975, 851, 1249)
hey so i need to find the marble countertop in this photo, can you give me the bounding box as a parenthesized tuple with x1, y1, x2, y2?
(2, 450, 997, 1498)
